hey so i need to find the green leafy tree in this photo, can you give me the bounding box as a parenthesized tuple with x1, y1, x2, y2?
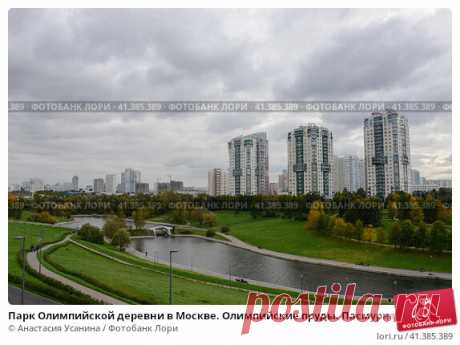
(132, 208, 147, 230)
(376, 228, 386, 243)
(103, 215, 125, 239)
(111, 228, 131, 251)
(414, 223, 428, 249)
(400, 220, 415, 248)
(354, 220, 364, 240)
(78, 223, 104, 244)
(429, 221, 449, 253)
(202, 212, 217, 227)
(389, 222, 401, 247)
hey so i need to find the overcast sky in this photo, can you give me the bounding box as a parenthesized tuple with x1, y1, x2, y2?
(8, 9, 451, 187)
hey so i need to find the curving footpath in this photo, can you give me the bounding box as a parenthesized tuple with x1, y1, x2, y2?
(26, 234, 127, 305)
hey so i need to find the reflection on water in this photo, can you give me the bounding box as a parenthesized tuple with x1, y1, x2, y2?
(61, 216, 451, 298)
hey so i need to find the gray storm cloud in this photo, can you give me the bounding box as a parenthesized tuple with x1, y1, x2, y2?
(8, 9, 451, 187)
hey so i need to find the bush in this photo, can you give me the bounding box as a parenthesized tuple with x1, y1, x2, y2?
(78, 223, 104, 244)
(220, 226, 230, 233)
(205, 229, 216, 237)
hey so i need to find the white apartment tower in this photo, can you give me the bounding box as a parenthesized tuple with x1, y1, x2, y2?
(334, 155, 365, 192)
(121, 168, 141, 194)
(105, 174, 117, 194)
(208, 168, 229, 196)
(228, 132, 269, 195)
(287, 124, 334, 198)
(364, 111, 411, 199)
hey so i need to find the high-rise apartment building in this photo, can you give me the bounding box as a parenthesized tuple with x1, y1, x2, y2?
(364, 111, 411, 199)
(72, 175, 79, 191)
(105, 174, 117, 194)
(135, 182, 150, 194)
(334, 155, 365, 192)
(93, 178, 105, 193)
(409, 168, 421, 185)
(228, 132, 269, 195)
(121, 168, 141, 194)
(208, 168, 228, 196)
(278, 169, 288, 194)
(287, 124, 334, 198)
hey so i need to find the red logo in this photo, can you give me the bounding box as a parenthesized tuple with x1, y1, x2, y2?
(394, 288, 457, 331)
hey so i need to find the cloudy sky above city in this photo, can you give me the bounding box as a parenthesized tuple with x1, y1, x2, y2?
(9, 9, 451, 187)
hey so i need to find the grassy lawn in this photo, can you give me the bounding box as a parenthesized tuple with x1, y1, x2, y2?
(46, 243, 254, 304)
(8, 222, 72, 302)
(214, 211, 452, 273)
(71, 237, 306, 298)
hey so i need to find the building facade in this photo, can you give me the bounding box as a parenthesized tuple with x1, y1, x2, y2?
(121, 168, 141, 194)
(135, 182, 150, 194)
(410, 168, 421, 185)
(93, 178, 105, 194)
(287, 124, 334, 198)
(105, 174, 117, 194)
(335, 155, 365, 193)
(278, 169, 288, 194)
(228, 132, 269, 195)
(208, 168, 229, 196)
(364, 111, 411, 199)
(72, 176, 79, 191)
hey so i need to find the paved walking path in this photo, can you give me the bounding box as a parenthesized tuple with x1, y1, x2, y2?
(217, 233, 452, 281)
(9, 285, 58, 305)
(26, 235, 127, 305)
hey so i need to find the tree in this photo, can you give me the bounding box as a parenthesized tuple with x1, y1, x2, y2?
(414, 222, 428, 249)
(362, 227, 374, 242)
(317, 214, 331, 235)
(103, 215, 125, 239)
(132, 208, 146, 230)
(111, 228, 131, 251)
(190, 208, 205, 224)
(354, 220, 364, 240)
(399, 220, 415, 248)
(305, 203, 324, 231)
(333, 217, 347, 237)
(344, 223, 356, 239)
(429, 221, 449, 253)
(169, 208, 187, 224)
(389, 222, 401, 247)
(202, 212, 217, 227)
(376, 228, 386, 243)
(78, 223, 104, 244)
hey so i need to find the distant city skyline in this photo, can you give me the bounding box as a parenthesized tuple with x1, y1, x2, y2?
(9, 9, 451, 187)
